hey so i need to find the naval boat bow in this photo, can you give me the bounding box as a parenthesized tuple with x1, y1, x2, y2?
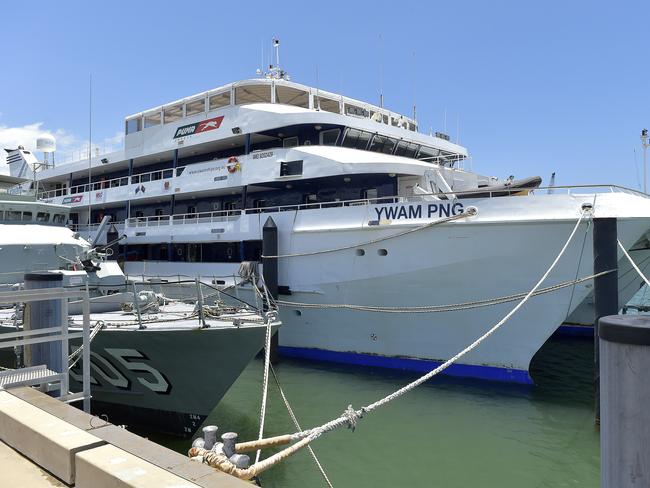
(0, 183, 278, 435)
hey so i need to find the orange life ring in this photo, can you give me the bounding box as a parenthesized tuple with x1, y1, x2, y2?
(227, 156, 240, 173)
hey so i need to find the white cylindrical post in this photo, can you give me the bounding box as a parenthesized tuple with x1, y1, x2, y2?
(600, 315, 650, 487)
(24, 272, 64, 373)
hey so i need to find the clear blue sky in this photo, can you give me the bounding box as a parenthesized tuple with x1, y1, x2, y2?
(1, 0, 648, 188)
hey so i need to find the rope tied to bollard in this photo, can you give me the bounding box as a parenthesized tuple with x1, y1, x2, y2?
(189, 209, 592, 480)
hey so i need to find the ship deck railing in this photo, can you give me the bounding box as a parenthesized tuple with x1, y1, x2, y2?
(118, 184, 646, 229)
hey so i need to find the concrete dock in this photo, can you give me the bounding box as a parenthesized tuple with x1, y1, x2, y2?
(0, 386, 249, 487)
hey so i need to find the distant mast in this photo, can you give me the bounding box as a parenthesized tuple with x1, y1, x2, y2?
(257, 38, 289, 80)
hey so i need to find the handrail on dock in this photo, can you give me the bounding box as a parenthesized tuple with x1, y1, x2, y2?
(0, 287, 92, 412)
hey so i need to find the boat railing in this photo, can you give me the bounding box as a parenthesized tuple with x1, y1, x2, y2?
(120, 184, 647, 231)
(126, 209, 242, 228)
(70, 221, 125, 233)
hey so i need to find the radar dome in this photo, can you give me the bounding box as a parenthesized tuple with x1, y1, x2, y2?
(36, 134, 56, 153)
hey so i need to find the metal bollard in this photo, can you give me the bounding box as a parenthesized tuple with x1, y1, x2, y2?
(24, 272, 65, 375)
(600, 315, 650, 487)
(229, 453, 250, 469)
(211, 442, 224, 455)
(202, 425, 218, 450)
(221, 432, 238, 458)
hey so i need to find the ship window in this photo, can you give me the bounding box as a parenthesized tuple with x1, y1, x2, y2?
(36, 212, 50, 222)
(185, 98, 206, 116)
(126, 117, 142, 134)
(345, 103, 369, 118)
(417, 146, 441, 162)
(408, 122, 417, 131)
(164, 104, 183, 124)
(280, 160, 303, 176)
(155, 208, 164, 216)
(283, 137, 299, 148)
(21, 211, 32, 221)
(341, 128, 372, 150)
(254, 199, 266, 208)
(394, 141, 420, 158)
(6, 211, 20, 221)
(369, 134, 397, 154)
(313, 96, 340, 114)
(134, 211, 144, 218)
(275, 85, 309, 108)
(144, 111, 162, 128)
(187, 206, 196, 216)
(235, 85, 272, 105)
(53, 214, 66, 224)
(209, 91, 231, 110)
(320, 129, 340, 146)
(363, 188, 378, 200)
(224, 201, 237, 211)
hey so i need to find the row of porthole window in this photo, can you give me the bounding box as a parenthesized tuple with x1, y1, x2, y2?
(356, 248, 388, 256)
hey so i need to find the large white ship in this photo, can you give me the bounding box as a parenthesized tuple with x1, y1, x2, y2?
(13, 43, 650, 383)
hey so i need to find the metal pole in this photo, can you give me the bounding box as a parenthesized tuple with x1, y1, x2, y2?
(196, 277, 206, 328)
(59, 285, 69, 398)
(262, 217, 279, 362)
(81, 286, 91, 413)
(131, 281, 144, 329)
(642, 129, 648, 194)
(593, 217, 618, 424)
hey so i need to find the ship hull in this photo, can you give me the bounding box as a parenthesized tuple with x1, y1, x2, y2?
(0, 322, 274, 436)
(123, 192, 650, 383)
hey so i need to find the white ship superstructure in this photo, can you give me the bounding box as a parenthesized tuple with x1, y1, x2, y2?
(14, 53, 650, 383)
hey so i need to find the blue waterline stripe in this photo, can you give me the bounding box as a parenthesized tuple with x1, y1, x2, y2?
(278, 346, 533, 384)
(556, 325, 594, 338)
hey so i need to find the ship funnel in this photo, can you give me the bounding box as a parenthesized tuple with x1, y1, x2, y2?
(3, 147, 38, 179)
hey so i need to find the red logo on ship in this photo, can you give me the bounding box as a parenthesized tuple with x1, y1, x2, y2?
(174, 116, 224, 139)
(196, 116, 224, 133)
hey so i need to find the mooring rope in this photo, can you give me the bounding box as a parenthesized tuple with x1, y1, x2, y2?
(618, 240, 650, 287)
(68, 320, 105, 369)
(277, 271, 611, 314)
(261, 209, 475, 259)
(189, 210, 590, 480)
(254, 308, 275, 465)
(270, 363, 334, 487)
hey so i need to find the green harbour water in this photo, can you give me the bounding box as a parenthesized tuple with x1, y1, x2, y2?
(153, 334, 599, 487)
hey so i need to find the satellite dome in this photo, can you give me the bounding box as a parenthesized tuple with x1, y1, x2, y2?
(36, 134, 56, 153)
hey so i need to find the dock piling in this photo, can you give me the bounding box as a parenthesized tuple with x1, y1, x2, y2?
(23, 272, 66, 394)
(592, 217, 618, 424)
(262, 217, 279, 362)
(599, 315, 650, 487)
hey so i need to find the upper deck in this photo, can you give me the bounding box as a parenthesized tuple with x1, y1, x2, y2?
(34, 77, 468, 184)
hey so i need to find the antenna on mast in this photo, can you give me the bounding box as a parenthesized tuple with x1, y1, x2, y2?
(411, 50, 417, 124)
(379, 33, 384, 108)
(87, 74, 93, 232)
(315, 65, 320, 110)
(261, 38, 289, 80)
